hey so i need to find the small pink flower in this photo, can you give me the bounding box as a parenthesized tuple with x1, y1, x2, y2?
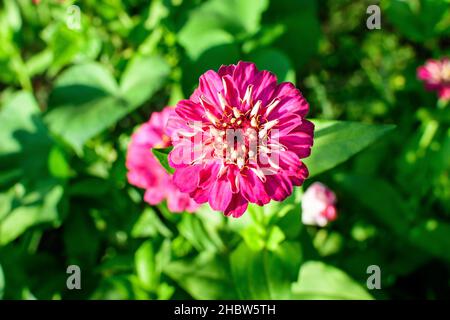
(301, 182, 337, 227)
(126, 107, 200, 213)
(417, 57, 450, 101)
(168, 61, 314, 217)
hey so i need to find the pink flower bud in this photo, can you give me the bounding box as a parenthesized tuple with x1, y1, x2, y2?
(417, 57, 450, 101)
(301, 182, 337, 227)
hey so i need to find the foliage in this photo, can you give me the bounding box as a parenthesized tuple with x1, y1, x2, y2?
(0, 0, 449, 300)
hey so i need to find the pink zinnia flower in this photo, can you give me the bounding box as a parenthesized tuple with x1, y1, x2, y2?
(301, 182, 337, 227)
(126, 107, 200, 213)
(417, 57, 450, 101)
(168, 61, 314, 217)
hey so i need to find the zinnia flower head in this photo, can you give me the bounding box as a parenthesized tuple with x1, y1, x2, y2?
(168, 61, 314, 217)
(417, 57, 450, 101)
(126, 107, 199, 213)
(301, 182, 337, 227)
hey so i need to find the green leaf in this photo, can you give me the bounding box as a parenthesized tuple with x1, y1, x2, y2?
(45, 56, 169, 153)
(45, 62, 120, 153)
(248, 48, 295, 83)
(178, 0, 269, 60)
(119, 55, 170, 107)
(409, 221, 450, 263)
(230, 241, 302, 299)
(337, 174, 450, 263)
(178, 213, 225, 252)
(41, 20, 101, 76)
(305, 120, 395, 177)
(152, 147, 174, 174)
(131, 207, 172, 239)
(48, 146, 72, 179)
(0, 263, 4, 299)
(264, 0, 321, 68)
(63, 210, 100, 267)
(0, 92, 64, 245)
(292, 261, 373, 300)
(0, 91, 54, 185)
(3, 0, 21, 32)
(0, 182, 64, 245)
(165, 252, 238, 299)
(135, 240, 158, 291)
(384, 0, 450, 42)
(335, 174, 414, 233)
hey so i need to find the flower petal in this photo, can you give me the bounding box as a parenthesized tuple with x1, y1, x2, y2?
(198, 70, 223, 112)
(209, 177, 232, 211)
(173, 165, 202, 193)
(239, 169, 271, 205)
(176, 100, 205, 122)
(251, 70, 278, 105)
(144, 187, 166, 205)
(267, 82, 309, 120)
(218, 64, 236, 77)
(233, 61, 258, 98)
(224, 193, 248, 218)
(264, 173, 293, 202)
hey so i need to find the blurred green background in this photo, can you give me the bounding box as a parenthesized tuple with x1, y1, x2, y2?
(0, 0, 449, 300)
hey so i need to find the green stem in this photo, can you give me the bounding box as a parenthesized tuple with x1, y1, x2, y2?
(418, 120, 439, 151)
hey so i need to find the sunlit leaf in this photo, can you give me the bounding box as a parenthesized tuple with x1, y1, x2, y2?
(152, 147, 174, 174)
(305, 120, 395, 177)
(165, 252, 237, 299)
(231, 241, 302, 299)
(292, 261, 373, 300)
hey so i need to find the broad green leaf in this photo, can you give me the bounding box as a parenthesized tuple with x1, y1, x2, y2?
(178, 0, 269, 60)
(0, 92, 64, 245)
(305, 120, 395, 177)
(91, 274, 149, 300)
(135, 240, 158, 291)
(119, 55, 170, 107)
(248, 48, 295, 83)
(68, 177, 111, 198)
(337, 174, 450, 263)
(63, 210, 100, 267)
(0, 91, 54, 185)
(292, 261, 373, 300)
(164, 252, 237, 299)
(41, 20, 101, 76)
(409, 221, 450, 263)
(264, 0, 321, 68)
(384, 0, 450, 42)
(178, 213, 225, 252)
(131, 207, 173, 239)
(48, 146, 72, 179)
(25, 49, 53, 77)
(3, 0, 21, 32)
(152, 147, 174, 174)
(45, 62, 120, 153)
(230, 241, 302, 299)
(46, 57, 169, 152)
(0, 182, 63, 245)
(335, 174, 414, 234)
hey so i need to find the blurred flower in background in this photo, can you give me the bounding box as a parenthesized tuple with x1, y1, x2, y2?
(126, 107, 199, 213)
(168, 61, 314, 217)
(417, 58, 450, 101)
(302, 182, 337, 227)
